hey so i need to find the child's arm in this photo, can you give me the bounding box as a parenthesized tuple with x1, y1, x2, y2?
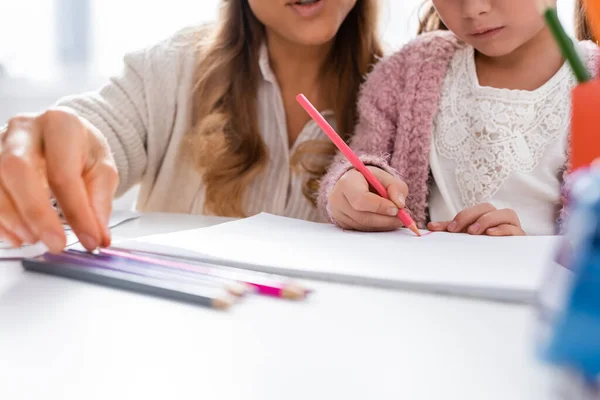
(318, 56, 406, 223)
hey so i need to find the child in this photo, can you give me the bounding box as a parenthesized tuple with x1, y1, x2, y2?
(320, 0, 599, 236)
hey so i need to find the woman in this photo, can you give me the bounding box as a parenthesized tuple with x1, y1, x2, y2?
(0, 0, 382, 252)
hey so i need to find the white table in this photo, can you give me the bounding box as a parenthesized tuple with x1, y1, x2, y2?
(0, 213, 557, 400)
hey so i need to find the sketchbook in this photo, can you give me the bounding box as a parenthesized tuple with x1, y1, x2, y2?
(114, 213, 560, 303)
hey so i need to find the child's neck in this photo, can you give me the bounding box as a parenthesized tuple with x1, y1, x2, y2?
(474, 27, 565, 91)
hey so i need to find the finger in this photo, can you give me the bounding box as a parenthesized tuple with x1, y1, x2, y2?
(0, 222, 25, 248)
(84, 160, 119, 247)
(332, 211, 362, 231)
(342, 170, 399, 216)
(329, 180, 366, 231)
(0, 189, 37, 244)
(344, 194, 405, 232)
(368, 167, 409, 208)
(0, 118, 66, 253)
(468, 208, 522, 235)
(448, 203, 496, 233)
(334, 189, 403, 232)
(486, 224, 526, 236)
(427, 221, 451, 231)
(42, 110, 101, 251)
(348, 192, 400, 216)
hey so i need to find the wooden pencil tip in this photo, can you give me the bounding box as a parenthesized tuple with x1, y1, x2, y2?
(227, 283, 253, 297)
(212, 296, 234, 310)
(282, 283, 309, 300)
(408, 224, 421, 237)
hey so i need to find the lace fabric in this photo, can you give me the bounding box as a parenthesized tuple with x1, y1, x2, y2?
(433, 46, 573, 207)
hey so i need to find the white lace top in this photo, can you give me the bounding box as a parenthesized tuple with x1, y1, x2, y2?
(428, 45, 575, 235)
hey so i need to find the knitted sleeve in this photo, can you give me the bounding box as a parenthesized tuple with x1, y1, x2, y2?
(54, 26, 201, 197)
(316, 53, 406, 222)
(56, 48, 151, 197)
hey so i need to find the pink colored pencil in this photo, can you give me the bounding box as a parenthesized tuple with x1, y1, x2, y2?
(97, 248, 308, 300)
(296, 94, 420, 236)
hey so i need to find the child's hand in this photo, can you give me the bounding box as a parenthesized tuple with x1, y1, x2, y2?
(427, 203, 526, 236)
(328, 167, 408, 231)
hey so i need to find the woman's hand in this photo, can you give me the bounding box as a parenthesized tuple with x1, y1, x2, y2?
(328, 166, 408, 231)
(428, 203, 525, 236)
(0, 108, 118, 252)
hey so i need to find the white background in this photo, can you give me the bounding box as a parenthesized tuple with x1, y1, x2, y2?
(0, 0, 576, 81)
(2, 0, 425, 80)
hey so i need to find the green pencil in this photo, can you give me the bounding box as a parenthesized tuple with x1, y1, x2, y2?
(537, 0, 591, 83)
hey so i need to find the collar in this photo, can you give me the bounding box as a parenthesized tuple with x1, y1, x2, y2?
(258, 42, 335, 118)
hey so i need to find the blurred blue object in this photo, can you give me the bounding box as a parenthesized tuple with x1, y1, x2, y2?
(538, 165, 600, 395)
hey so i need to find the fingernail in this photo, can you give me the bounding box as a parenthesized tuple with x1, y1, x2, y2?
(469, 223, 481, 234)
(79, 234, 99, 251)
(388, 207, 399, 216)
(448, 221, 457, 232)
(42, 232, 65, 253)
(487, 227, 497, 233)
(396, 194, 406, 206)
(429, 222, 439, 228)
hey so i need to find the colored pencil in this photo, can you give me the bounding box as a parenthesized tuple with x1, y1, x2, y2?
(537, 0, 591, 83)
(65, 249, 250, 297)
(28, 253, 235, 310)
(295, 94, 420, 236)
(98, 247, 310, 300)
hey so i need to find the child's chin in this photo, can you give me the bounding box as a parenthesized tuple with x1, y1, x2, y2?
(472, 42, 518, 59)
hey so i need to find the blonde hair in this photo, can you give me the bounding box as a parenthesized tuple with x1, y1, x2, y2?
(417, 1, 447, 34)
(184, 0, 383, 217)
(575, 0, 597, 42)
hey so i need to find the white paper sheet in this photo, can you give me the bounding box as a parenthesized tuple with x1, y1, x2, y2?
(0, 232, 79, 259)
(120, 213, 560, 303)
(0, 210, 140, 259)
(62, 210, 140, 231)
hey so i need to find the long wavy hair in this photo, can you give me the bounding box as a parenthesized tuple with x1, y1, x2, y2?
(184, 0, 383, 217)
(417, 1, 446, 34)
(575, 0, 597, 41)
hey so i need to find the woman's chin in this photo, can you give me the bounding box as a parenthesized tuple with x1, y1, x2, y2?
(287, 26, 339, 47)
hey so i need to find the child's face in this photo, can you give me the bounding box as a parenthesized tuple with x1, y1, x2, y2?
(432, 0, 551, 57)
